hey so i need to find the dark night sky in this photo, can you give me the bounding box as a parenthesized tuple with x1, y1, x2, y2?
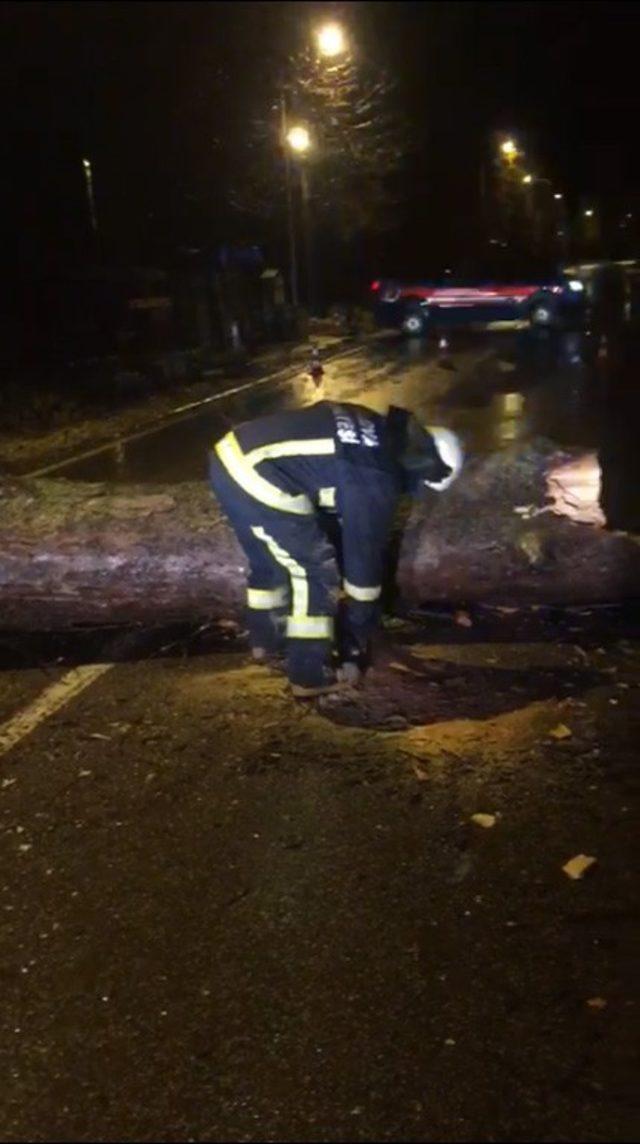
(2, 0, 639, 278)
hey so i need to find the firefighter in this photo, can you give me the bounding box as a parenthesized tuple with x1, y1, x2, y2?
(209, 401, 463, 697)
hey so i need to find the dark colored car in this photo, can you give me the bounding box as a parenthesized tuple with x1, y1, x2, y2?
(371, 258, 587, 336)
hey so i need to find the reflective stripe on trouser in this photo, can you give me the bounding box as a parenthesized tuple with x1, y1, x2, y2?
(250, 523, 337, 687)
(344, 579, 382, 602)
(251, 527, 333, 640)
(209, 451, 338, 687)
(247, 585, 289, 610)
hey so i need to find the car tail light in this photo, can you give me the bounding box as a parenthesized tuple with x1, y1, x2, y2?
(370, 280, 380, 292)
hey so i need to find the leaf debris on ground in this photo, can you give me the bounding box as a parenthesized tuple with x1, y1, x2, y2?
(549, 723, 573, 740)
(471, 813, 497, 829)
(562, 854, 597, 880)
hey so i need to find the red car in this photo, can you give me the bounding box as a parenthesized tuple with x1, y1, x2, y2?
(371, 260, 586, 336)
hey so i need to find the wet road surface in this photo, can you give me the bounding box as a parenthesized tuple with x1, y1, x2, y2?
(41, 327, 605, 485)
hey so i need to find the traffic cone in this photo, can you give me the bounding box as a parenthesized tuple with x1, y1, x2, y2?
(308, 347, 324, 387)
(438, 333, 455, 370)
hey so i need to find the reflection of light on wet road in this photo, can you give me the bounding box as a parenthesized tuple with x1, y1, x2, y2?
(316, 340, 497, 428)
(33, 327, 613, 485)
(562, 332, 585, 366)
(493, 391, 525, 444)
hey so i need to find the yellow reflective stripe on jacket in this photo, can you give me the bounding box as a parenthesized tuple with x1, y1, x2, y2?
(286, 615, 333, 639)
(251, 526, 309, 617)
(247, 586, 289, 610)
(318, 486, 336, 509)
(215, 432, 313, 515)
(245, 438, 335, 467)
(344, 579, 382, 602)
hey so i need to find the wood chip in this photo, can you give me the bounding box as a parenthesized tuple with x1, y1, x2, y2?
(549, 723, 572, 740)
(471, 813, 496, 829)
(562, 854, 597, 880)
(454, 610, 473, 628)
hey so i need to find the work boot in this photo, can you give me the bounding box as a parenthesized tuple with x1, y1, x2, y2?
(290, 668, 341, 699)
(252, 646, 279, 664)
(288, 640, 337, 698)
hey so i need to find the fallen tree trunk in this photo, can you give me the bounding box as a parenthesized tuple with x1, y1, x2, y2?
(1, 443, 638, 629)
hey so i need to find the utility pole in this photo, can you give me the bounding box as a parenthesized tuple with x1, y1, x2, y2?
(278, 21, 347, 311)
(82, 157, 98, 237)
(300, 164, 315, 314)
(280, 93, 299, 308)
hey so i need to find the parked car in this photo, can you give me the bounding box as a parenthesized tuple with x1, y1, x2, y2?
(370, 257, 587, 336)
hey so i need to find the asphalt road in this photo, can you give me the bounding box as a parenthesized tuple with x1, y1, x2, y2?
(36, 327, 602, 485)
(1, 329, 639, 1142)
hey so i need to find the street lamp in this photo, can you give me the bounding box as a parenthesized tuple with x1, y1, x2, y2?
(286, 124, 311, 154)
(554, 192, 563, 200)
(500, 138, 518, 162)
(584, 208, 594, 218)
(316, 21, 346, 57)
(280, 21, 345, 311)
(523, 174, 553, 188)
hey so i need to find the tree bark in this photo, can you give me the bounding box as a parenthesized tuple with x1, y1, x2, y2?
(1, 443, 638, 629)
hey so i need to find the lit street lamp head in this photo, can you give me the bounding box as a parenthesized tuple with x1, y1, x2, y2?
(554, 192, 563, 200)
(316, 22, 346, 57)
(500, 138, 518, 160)
(522, 173, 533, 184)
(584, 208, 594, 217)
(286, 124, 311, 154)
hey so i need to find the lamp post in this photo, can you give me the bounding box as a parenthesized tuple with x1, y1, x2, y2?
(582, 206, 599, 251)
(280, 94, 299, 308)
(285, 124, 315, 312)
(491, 136, 525, 246)
(82, 157, 98, 236)
(521, 174, 565, 255)
(280, 23, 346, 312)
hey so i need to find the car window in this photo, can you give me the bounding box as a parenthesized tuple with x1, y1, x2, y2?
(447, 256, 560, 285)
